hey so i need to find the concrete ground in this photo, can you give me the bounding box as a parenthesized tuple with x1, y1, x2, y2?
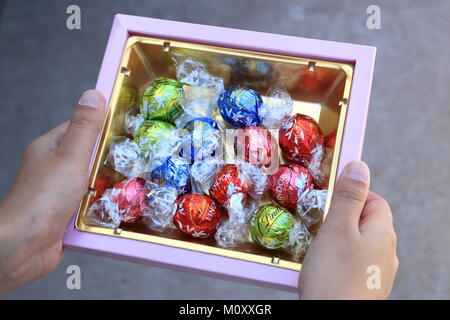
(1, 0, 449, 299)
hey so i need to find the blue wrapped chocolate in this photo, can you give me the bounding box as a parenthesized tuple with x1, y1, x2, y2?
(217, 85, 262, 128)
(179, 117, 220, 164)
(150, 156, 190, 194)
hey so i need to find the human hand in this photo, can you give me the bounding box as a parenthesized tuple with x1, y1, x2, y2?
(299, 160, 398, 299)
(0, 90, 105, 295)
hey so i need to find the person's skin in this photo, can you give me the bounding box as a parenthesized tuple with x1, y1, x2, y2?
(0, 89, 398, 298)
(299, 161, 398, 299)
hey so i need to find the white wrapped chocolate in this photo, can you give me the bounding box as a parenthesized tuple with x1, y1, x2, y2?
(106, 137, 146, 178)
(140, 182, 178, 232)
(259, 83, 294, 129)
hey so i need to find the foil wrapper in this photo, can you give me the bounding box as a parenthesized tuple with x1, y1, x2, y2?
(147, 156, 190, 195)
(179, 117, 221, 164)
(267, 164, 314, 211)
(140, 77, 184, 123)
(250, 203, 295, 250)
(134, 120, 180, 170)
(279, 114, 325, 185)
(173, 193, 222, 238)
(250, 203, 311, 257)
(218, 85, 262, 128)
(209, 164, 248, 206)
(235, 126, 274, 169)
(87, 177, 146, 228)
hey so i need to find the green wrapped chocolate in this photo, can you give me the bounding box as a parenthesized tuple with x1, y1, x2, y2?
(134, 120, 175, 155)
(140, 77, 184, 123)
(250, 203, 295, 250)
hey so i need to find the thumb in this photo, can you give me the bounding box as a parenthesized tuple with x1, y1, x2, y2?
(57, 90, 106, 163)
(323, 160, 370, 234)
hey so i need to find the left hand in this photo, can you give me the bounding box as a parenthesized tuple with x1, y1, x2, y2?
(0, 90, 105, 295)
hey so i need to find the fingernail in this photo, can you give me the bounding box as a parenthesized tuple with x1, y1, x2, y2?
(78, 90, 100, 108)
(344, 161, 369, 183)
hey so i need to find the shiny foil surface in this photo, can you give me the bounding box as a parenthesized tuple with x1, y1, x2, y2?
(279, 113, 324, 163)
(150, 156, 190, 194)
(173, 193, 222, 238)
(209, 164, 248, 206)
(112, 177, 146, 223)
(250, 203, 295, 250)
(267, 164, 314, 211)
(217, 85, 262, 128)
(235, 126, 274, 168)
(140, 77, 184, 123)
(134, 120, 175, 154)
(179, 117, 219, 164)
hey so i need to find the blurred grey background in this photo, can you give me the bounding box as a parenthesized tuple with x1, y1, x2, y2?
(1, 0, 449, 299)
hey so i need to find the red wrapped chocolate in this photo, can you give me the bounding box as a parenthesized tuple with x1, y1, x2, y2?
(173, 193, 222, 238)
(235, 126, 274, 168)
(209, 164, 248, 206)
(112, 177, 146, 222)
(279, 114, 324, 163)
(267, 164, 314, 211)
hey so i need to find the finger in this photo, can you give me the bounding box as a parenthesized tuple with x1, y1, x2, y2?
(56, 90, 106, 163)
(359, 191, 394, 235)
(323, 160, 370, 234)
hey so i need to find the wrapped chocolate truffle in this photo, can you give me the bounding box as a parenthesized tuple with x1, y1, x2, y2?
(209, 164, 248, 206)
(173, 193, 222, 238)
(250, 203, 311, 257)
(279, 113, 325, 185)
(140, 77, 184, 123)
(87, 177, 146, 228)
(217, 85, 262, 128)
(279, 114, 324, 163)
(179, 117, 221, 164)
(267, 164, 314, 211)
(148, 156, 190, 195)
(134, 120, 180, 170)
(234, 126, 275, 169)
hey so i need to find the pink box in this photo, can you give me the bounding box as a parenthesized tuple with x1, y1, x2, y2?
(63, 14, 376, 292)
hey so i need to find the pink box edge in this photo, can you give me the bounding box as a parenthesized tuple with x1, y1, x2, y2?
(63, 14, 376, 293)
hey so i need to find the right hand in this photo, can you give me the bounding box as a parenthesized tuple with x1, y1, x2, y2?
(299, 160, 398, 299)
